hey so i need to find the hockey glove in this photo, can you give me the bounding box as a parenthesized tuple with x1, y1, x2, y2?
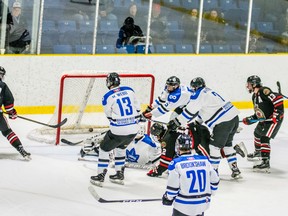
(242, 115, 257, 125)
(142, 105, 153, 120)
(162, 193, 174, 206)
(8, 108, 17, 120)
(272, 112, 283, 124)
(167, 118, 181, 131)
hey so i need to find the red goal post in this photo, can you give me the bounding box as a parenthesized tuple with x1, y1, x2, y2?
(28, 73, 155, 145)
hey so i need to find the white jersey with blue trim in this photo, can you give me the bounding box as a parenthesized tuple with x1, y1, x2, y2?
(166, 154, 220, 216)
(178, 87, 240, 129)
(126, 134, 161, 165)
(151, 84, 191, 118)
(102, 85, 140, 135)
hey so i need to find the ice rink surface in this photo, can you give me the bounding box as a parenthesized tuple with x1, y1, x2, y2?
(0, 109, 288, 216)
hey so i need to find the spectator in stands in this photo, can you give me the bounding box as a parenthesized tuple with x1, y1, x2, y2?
(203, 9, 226, 43)
(72, 9, 89, 26)
(7, 2, 30, 54)
(98, 0, 117, 21)
(147, 3, 169, 45)
(116, 17, 144, 50)
(181, 8, 199, 43)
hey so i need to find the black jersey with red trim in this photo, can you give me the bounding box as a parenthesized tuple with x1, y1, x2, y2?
(0, 80, 15, 112)
(252, 86, 284, 119)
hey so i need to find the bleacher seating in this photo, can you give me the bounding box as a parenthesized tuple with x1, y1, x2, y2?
(199, 44, 213, 53)
(256, 22, 274, 33)
(57, 20, 77, 33)
(182, 0, 199, 10)
(213, 44, 230, 53)
(162, 0, 182, 7)
(53, 45, 73, 54)
(175, 44, 194, 53)
(75, 45, 93, 54)
(99, 20, 119, 32)
(203, 0, 219, 11)
(96, 45, 116, 54)
(230, 44, 243, 53)
(219, 0, 238, 11)
(155, 44, 174, 53)
(79, 21, 95, 33)
(42, 20, 57, 31)
(59, 30, 82, 45)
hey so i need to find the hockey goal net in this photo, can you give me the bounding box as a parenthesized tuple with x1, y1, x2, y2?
(28, 72, 155, 144)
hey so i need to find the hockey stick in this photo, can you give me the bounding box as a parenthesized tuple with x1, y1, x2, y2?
(276, 81, 288, 99)
(61, 130, 108, 146)
(239, 118, 272, 123)
(88, 186, 161, 203)
(3, 112, 67, 128)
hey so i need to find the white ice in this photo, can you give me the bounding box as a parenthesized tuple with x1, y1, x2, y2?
(0, 110, 288, 216)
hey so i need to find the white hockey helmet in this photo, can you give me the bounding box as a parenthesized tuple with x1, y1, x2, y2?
(135, 123, 146, 138)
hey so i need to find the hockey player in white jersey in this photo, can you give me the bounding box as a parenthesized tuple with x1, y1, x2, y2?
(126, 123, 163, 168)
(90, 72, 141, 187)
(162, 134, 220, 216)
(167, 77, 242, 179)
(143, 76, 192, 177)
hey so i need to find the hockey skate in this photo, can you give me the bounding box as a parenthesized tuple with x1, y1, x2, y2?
(90, 169, 107, 187)
(233, 142, 247, 158)
(17, 146, 31, 161)
(231, 164, 241, 179)
(147, 166, 162, 177)
(253, 159, 270, 173)
(247, 151, 261, 161)
(109, 167, 125, 185)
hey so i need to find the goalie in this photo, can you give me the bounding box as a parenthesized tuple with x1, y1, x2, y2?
(79, 122, 166, 168)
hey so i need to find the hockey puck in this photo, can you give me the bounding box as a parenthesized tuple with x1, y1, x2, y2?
(89, 128, 93, 132)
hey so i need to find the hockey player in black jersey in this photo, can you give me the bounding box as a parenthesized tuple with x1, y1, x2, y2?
(0, 66, 31, 160)
(243, 75, 284, 172)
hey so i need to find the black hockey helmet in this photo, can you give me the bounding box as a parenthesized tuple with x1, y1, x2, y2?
(106, 72, 120, 89)
(247, 75, 262, 87)
(0, 66, 6, 80)
(175, 134, 192, 154)
(150, 122, 166, 138)
(246, 75, 262, 93)
(190, 77, 206, 91)
(166, 76, 180, 86)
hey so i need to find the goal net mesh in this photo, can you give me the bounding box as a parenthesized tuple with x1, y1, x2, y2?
(28, 71, 155, 144)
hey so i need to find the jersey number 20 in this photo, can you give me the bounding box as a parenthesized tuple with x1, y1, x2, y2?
(186, 169, 207, 193)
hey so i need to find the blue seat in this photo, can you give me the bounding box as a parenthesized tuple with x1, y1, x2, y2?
(169, 29, 184, 42)
(224, 9, 246, 24)
(75, 45, 93, 54)
(162, 0, 182, 7)
(219, 0, 238, 11)
(79, 21, 94, 33)
(167, 21, 179, 30)
(155, 44, 174, 53)
(42, 20, 57, 31)
(57, 20, 77, 33)
(175, 44, 194, 53)
(256, 22, 274, 33)
(41, 30, 60, 53)
(182, 0, 199, 10)
(99, 20, 119, 32)
(203, 0, 219, 10)
(136, 45, 153, 54)
(59, 30, 82, 45)
(53, 45, 73, 54)
(96, 45, 115, 54)
(199, 44, 212, 53)
(239, 21, 255, 30)
(213, 44, 230, 53)
(230, 44, 243, 53)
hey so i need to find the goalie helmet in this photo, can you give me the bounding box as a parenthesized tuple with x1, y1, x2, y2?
(0, 66, 6, 80)
(150, 123, 166, 139)
(190, 77, 206, 91)
(175, 134, 192, 155)
(106, 72, 120, 89)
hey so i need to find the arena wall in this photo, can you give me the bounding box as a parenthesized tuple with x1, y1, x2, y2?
(1, 54, 287, 114)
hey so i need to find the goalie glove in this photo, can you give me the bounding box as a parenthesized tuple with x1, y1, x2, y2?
(167, 118, 181, 131)
(162, 193, 174, 206)
(7, 108, 17, 120)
